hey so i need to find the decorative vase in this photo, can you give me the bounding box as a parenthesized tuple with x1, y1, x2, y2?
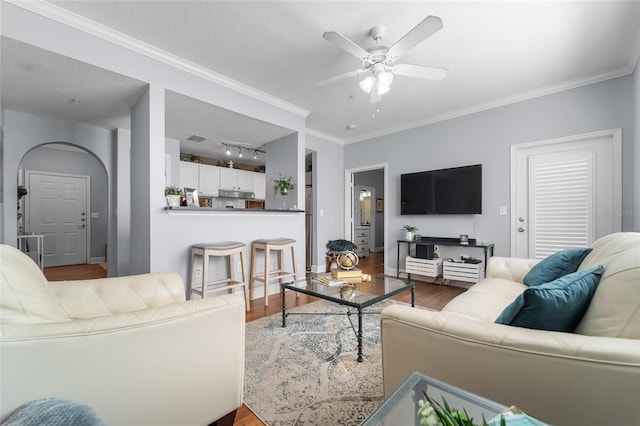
(405, 231, 414, 241)
(280, 189, 288, 210)
(166, 195, 181, 207)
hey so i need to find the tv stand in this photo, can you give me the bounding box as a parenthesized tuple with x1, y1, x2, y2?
(397, 237, 494, 280)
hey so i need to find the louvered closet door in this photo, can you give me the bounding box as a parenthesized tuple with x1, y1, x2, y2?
(512, 130, 621, 259)
(528, 151, 593, 258)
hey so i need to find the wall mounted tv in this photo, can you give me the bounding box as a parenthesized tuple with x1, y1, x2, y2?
(401, 164, 482, 215)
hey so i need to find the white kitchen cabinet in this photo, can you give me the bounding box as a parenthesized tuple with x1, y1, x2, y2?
(179, 161, 198, 189)
(220, 168, 253, 191)
(252, 173, 266, 200)
(236, 170, 253, 191)
(198, 164, 220, 196)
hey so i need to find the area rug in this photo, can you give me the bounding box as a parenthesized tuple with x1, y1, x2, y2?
(244, 299, 398, 425)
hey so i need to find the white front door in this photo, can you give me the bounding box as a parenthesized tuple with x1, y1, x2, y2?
(511, 129, 621, 258)
(25, 171, 90, 267)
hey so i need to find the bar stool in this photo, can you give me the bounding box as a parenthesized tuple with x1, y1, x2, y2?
(250, 238, 298, 306)
(188, 242, 250, 311)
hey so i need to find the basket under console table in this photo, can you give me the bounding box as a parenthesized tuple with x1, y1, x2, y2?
(397, 237, 494, 282)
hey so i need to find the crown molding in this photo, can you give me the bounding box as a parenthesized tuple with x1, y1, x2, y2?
(8, 0, 310, 119)
(305, 128, 344, 145)
(344, 66, 633, 145)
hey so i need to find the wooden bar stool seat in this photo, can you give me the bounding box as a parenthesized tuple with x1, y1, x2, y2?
(249, 238, 298, 306)
(188, 241, 250, 311)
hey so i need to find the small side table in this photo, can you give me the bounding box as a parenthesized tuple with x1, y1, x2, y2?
(362, 372, 506, 426)
(17, 234, 45, 270)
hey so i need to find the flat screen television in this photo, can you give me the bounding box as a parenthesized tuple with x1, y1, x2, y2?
(401, 164, 482, 215)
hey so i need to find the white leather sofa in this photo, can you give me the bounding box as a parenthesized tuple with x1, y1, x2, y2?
(381, 232, 640, 426)
(0, 244, 245, 426)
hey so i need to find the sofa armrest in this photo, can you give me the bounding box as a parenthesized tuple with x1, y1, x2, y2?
(485, 256, 539, 282)
(381, 305, 640, 426)
(1, 294, 245, 426)
(49, 272, 187, 318)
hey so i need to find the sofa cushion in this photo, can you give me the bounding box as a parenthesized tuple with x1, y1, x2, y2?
(496, 265, 604, 332)
(0, 245, 69, 332)
(575, 232, 640, 338)
(442, 278, 527, 322)
(523, 247, 592, 286)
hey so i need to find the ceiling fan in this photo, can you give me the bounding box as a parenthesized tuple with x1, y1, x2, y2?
(315, 15, 448, 104)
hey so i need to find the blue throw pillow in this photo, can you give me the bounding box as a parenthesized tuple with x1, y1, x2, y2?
(496, 265, 605, 332)
(523, 247, 593, 286)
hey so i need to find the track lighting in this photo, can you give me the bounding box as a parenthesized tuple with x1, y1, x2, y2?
(221, 142, 265, 161)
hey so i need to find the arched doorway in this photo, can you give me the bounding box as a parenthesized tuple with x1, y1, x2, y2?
(19, 142, 109, 268)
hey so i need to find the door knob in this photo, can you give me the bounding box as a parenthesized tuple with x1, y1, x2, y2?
(518, 217, 525, 222)
(518, 227, 525, 232)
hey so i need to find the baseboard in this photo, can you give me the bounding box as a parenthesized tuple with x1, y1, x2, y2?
(90, 257, 106, 264)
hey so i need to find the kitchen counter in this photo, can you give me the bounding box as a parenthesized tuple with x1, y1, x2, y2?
(164, 206, 304, 213)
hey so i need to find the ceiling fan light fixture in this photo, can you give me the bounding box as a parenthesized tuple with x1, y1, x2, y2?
(359, 75, 376, 94)
(377, 71, 393, 87)
(377, 83, 391, 95)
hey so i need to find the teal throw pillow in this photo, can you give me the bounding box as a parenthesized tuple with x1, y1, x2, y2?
(495, 265, 605, 332)
(523, 247, 593, 286)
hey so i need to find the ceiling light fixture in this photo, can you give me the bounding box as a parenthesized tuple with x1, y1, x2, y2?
(359, 63, 393, 96)
(221, 142, 265, 160)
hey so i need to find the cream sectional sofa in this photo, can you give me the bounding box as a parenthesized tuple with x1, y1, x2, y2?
(0, 244, 245, 425)
(381, 232, 640, 426)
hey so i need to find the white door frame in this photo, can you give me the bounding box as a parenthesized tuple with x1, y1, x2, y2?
(344, 163, 388, 270)
(24, 170, 91, 266)
(509, 128, 622, 256)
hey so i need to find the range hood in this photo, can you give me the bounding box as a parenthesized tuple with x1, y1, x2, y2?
(218, 189, 255, 199)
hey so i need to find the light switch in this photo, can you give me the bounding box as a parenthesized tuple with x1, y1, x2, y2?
(91, 212, 99, 219)
(499, 206, 507, 216)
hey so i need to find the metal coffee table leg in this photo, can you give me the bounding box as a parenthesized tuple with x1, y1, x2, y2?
(357, 307, 364, 362)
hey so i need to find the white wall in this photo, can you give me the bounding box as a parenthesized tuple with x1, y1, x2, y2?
(345, 75, 636, 269)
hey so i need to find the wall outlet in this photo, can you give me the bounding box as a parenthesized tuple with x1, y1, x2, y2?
(499, 206, 507, 216)
(195, 267, 202, 278)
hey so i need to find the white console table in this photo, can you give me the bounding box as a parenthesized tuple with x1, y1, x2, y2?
(17, 234, 45, 270)
(397, 237, 494, 281)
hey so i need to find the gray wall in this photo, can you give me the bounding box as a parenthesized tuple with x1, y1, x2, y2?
(306, 134, 345, 270)
(2, 110, 115, 263)
(265, 133, 299, 210)
(345, 75, 636, 270)
(3, 3, 309, 298)
(634, 65, 640, 231)
(20, 146, 108, 260)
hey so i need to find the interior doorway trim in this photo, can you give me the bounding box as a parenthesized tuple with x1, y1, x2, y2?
(344, 163, 388, 273)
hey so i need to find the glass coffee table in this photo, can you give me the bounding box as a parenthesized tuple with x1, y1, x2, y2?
(281, 274, 415, 362)
(362, 371, 506, 425)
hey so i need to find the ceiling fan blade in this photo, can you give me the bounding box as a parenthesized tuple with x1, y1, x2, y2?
(392, 63, 448, 81)
(323, 31, 370, 59)
(314, 69, 365, 88)
(386, 16, 443, 59)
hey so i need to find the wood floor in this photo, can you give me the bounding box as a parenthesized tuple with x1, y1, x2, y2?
(43, 251, 465, 426)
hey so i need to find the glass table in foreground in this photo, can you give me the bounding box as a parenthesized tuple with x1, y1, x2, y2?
(281, 274, 415, 362)
(362, 371, 507, 426)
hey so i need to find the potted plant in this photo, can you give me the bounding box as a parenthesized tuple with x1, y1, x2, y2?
(403, 225, 418, 241)
(273, 173, 296, 209)
(165, 186, 182, 207)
